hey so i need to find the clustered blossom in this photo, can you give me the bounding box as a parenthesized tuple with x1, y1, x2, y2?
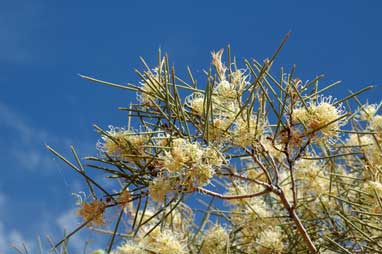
(360, 104, 379, 121)
(351, 106, 382, 214)
(185, 92, 205, 115)
(118, 188, 132, 212)
(346, 105, 382, 175)
(232, 115, 263, 146)
(186, 80, 264, 147)
(370, 114, 382, 131)
(200, 224, 229, 254)
(115, 228, 187, 254)
(292, 95, 346, 143)
(226, 174, 281, 252)
(148, 175, 175, 202)
(97, 126, 149, 161)
(255, 226, 285, 254)
(137, 61, 165, 106)
(111, 206, 191, 254)
(148, 138, 224, 201)
(77, 200, 106, 226)
(295, 158, 329, 196)
(214, 80, 237, 99)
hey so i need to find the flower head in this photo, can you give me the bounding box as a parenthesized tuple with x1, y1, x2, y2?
(116, 242, 143, 254)
(211, 49, 227, 80)
(232, 115, 263, 147)
(293, 96, 346, 143)
(200, 224, 229, 254)
(360, 104, 378, 121)
(214, 80, 236, 99)
(185, 92, 205, 115)
(149, 175, 175, 202)
(119, 188, 132, 211)
(295, 158, 329, 196)
(142, 228, 187, 254)
(255, 227, 285, 253)
(370, 115, 382, 131)
(77, 200, 106, 226)
(97, 126, 149, 161)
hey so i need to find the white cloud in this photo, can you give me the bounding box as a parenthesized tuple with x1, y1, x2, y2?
(0, 221, 34, 254)
(0, 101, 79, 173)
(0, 101, 102, 252)
(56, 208, 80, 231)
(0, 193, 32, 253)
(0, 222, 9, 253)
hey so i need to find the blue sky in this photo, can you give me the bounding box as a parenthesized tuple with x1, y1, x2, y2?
(1, 0, 382, 253)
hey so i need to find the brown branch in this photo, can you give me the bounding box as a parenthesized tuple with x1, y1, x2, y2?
(195, 187, 270, 200)
(278, 188, 318, 253)
(217, 169, 272, 189)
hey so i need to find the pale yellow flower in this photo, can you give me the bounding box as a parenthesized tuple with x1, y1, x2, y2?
(346, 134, 382, 174)
(185, 93, 205, 115)
(214, 80, 236, 99)
(295, 158, 329, 195)
(370, 115, 382, 131)
(360, 104, 378, 121)
(185, 163, 215, 187)
(119, 188, 133, 211)
(200, 224, 229, 254)
(230, 69, 249, 93)
(149, 176, 175, 202)
(293, 96, 346, 143)
(142, 228, 187, 254)
(116, 242, 143, 254)
(255, 227, 285, 254)
(232, 115, 263, 147)
(97, 126, 148, 161)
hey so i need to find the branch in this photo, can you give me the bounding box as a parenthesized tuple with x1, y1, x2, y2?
(195, 187, 270, 200)
(278, 188, 318, 253)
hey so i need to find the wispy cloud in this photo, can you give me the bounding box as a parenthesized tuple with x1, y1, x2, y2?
(56, 208, 84, 252)
(0, 100, 72, 172)
(0, 193, 32, 254)
(0, 100, 102, 252)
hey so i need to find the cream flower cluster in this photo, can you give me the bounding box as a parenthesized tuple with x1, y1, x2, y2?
(360, 104, 379, 121)
(113, 207, 190, 254)
(185, 71, 264, 147)
(225, 174, 283, 252)
(148, 138, 224, 201)
(346, 105, 382, 175)
(184, 52, 261, 147)
(255, 226, 285, 254)
(200, 224, 229, 254)
(116, 228, 187, 254)
(293, 96, 346, 143)
(137, 63, 164, 106)
(295, 158, 330, 197)
(97, 126, 149, 162)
